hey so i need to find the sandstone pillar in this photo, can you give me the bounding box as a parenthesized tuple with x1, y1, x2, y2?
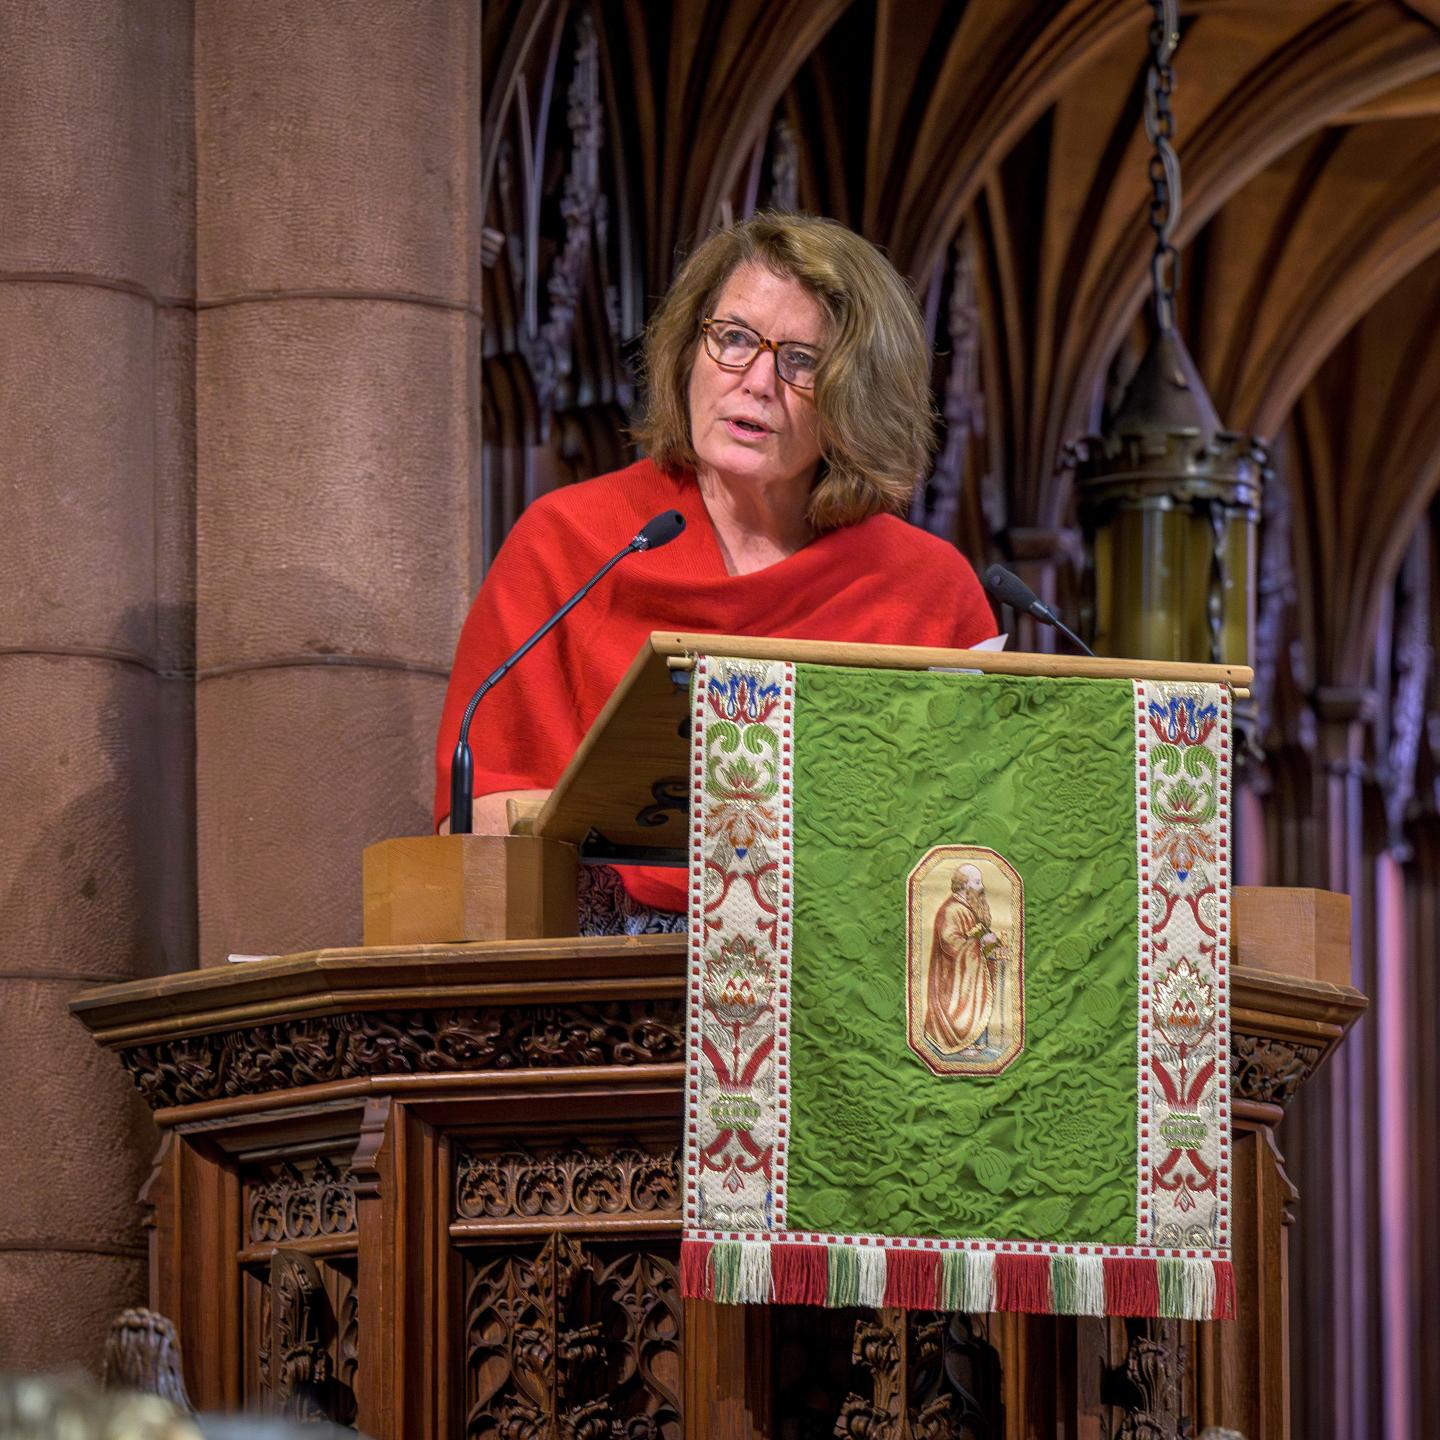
(0, 0, 195, 1367)
(194, 2, 482, 964)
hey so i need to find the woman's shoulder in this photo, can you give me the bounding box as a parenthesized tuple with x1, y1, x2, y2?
(837, 514, 994, 645)
(840, 512, 981, 574)
(522, 457, 684, 531)
(489, 459, 686, 576)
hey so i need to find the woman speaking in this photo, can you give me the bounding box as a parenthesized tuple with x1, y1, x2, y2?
(434, 213, 995, 932)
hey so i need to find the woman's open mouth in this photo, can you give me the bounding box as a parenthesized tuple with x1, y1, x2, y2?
(725, 417, 771, 440)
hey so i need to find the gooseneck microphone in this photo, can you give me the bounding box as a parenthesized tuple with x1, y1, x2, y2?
(447, 509, 686, 834)
(982, 563, 1096, 658)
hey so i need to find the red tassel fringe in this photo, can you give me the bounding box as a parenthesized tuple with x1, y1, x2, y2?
(684, 1238, 1231, 1319)
(680, 1240, 713, 1300)
(994, 1253, 1053, 1313)
(1102, 1256, 1160, 1316)
(771, 1244, 829, 1304)
(1212, 1258, 1236, 1320)
(883, 1248, 941, 1309)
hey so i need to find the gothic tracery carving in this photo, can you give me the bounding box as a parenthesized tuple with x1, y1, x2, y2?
(337, 1281, 359, 1410)
(255, 1251, 358, 1427)
(914, 231, 988, 548)
(768, 116, 799, 214)
(463, 1234, 681, 1439)
(527, 9, 608, 420)
(1384, 540, 1432, 850)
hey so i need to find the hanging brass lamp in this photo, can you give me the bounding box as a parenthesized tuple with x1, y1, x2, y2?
(1071, 0, 1265, 665)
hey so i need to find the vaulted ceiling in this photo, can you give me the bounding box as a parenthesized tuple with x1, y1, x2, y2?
(481, 0, 1440, 783)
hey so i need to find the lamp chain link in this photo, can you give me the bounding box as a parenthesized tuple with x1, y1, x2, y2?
(1144, 0, 1182, 331)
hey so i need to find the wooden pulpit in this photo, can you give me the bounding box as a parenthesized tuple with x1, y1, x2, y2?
(71, 635, 1365, 1439)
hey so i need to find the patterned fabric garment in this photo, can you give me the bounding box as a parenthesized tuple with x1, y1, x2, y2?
(577, 865, 688, 937)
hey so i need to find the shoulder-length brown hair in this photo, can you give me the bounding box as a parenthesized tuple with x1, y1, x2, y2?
(634, 213, 937, 530)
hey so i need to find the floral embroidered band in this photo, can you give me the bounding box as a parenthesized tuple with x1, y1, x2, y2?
(681, 657, 1233, 1320)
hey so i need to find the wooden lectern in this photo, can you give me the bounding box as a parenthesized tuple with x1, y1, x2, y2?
(72, 635, 1364, 1438)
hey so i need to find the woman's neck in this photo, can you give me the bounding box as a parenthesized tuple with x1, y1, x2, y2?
(696, 466, 816, 576)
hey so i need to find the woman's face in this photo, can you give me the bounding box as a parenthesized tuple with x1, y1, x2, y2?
(687, 263, 827, 495)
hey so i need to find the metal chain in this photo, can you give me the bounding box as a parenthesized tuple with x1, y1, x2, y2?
(1144, 0, 1182, 330)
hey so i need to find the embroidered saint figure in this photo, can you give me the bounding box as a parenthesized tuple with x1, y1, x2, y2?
(907, 845, 1023, 1075)
(924, 862, 1001, 1054)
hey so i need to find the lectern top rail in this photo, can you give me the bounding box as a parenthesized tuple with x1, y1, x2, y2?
(518, 631, 1252, 851)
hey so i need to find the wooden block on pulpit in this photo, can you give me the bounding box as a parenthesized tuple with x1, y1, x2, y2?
(1232, 885, 1352, 987)
(362, 833, 578, 944)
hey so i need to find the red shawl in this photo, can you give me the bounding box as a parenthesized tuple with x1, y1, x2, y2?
(434, 459, 996, 911)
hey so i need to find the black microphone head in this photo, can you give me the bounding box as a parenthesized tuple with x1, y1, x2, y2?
(633, 510, 686, 551)
(982, 563, 1049, 621)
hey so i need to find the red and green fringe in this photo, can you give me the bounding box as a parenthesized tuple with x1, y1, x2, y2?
(681, 1239, 1236, 1321)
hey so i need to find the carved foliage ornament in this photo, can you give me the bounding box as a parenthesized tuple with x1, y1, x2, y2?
(836, 1309, 1000, 1440)
(118, 1002, 684, 1108)
(249, 1156, 356, 1245)
(456, 1141, 681, 1222)
(1105, 1318, 1189, 1440)
(1230, 1034, 1323, 1108)
(100, 1308, 194, 1413)
(338, 1280, 359, 1415)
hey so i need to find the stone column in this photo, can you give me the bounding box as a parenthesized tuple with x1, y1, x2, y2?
(1286, 689, 1376, 1440)
(193, 2, 482, 964)
(0, 0, 195, 1367)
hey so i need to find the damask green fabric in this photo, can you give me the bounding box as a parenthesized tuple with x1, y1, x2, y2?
(786, 667, 1139, 1243)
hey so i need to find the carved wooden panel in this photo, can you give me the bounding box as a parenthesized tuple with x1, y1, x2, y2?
(455, 1136, 680, 1225)
(243, 1251, 358, 1428)
(247, 1156, 357, 1246)
(1103, 1318, 1190, 1440)
(769, 1305, 1002, 1440)
(461, 1234, 681, 1438)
